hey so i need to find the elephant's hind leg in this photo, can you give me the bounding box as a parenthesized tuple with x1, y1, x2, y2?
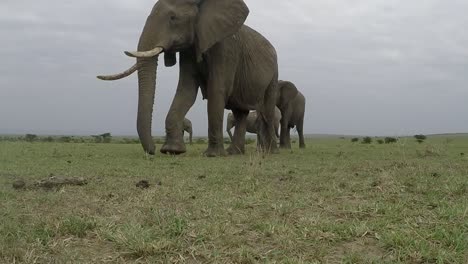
(227, 110, 249, 155)
(257, 78, 279, 154)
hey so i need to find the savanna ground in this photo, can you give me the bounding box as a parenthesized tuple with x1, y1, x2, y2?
(1, 135, 467, 263)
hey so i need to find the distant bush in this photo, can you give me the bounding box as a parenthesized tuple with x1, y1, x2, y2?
(351, 138, 359, 143)
(224, 138, 231, 144)
(414, 134, 427, 140)
(245, 138, 256, 145)
(42, 136, 54, 142)
(59, 136, 72, 143)
(154, 138, 164, 144)
(25, 134, 38, 142)
(100, 133, 112, 143)
(414, 134, 427, 143)
(377, 139, 384, 144)
(195, 138, 206, 144)
(384, 137, 398, 144)
(122, 138, 139, 144)
(362, 137, 372, 144)
(92, 135, 102, 143)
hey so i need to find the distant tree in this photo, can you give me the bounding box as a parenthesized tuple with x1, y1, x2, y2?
(362, 137, 372, 144)
(385, 137, 398, 144)
(377, 139, 384, 144)
(351, 138, 359, 143)
(25, 134, 37, 142)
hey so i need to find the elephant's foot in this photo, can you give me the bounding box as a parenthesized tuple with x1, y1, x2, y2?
(257, 141, 279, 154)
(299, 144, 306, 149)
(280, 143, 292, 149)
(160, 139, 186, 155)
(227, 144, 244, 155)
(204, 145, 227, 157)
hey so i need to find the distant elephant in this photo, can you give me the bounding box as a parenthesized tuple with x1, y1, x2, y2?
(226, 108, 281, 141)
(98, 0, 279, 157)
(277, 80, 306, 149)
(182, 118, 193, 145)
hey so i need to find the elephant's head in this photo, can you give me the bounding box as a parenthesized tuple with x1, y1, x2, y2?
(97, 0, 249, 154)
(277, 80, 299, 109)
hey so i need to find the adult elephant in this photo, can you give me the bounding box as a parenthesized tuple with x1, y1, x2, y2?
(97, 0, 279, 157)
(226, 108, 281, 142)
(277, 80, 306, 149)
(182, 118, 193, 145)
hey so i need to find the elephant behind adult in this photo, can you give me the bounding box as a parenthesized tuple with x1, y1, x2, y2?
(226, 108, 281, 142)
(277, 80, 306, 149)
(182, 118, 193, 145)
(98, 0, 278, 157)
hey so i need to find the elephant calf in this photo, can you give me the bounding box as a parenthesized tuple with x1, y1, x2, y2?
(182, 118, 193, 145)
(226, 108, 281, 142)
(277, 80, 306, 149)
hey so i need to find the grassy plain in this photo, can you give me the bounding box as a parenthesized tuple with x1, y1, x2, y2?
(0, 136, 467, 263)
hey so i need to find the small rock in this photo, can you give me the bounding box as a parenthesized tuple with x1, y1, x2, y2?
(431, 172, 441, 178)
(12, 180, 26, 190)
(197, 175, 206, 179)
(136, 180, 150, 189)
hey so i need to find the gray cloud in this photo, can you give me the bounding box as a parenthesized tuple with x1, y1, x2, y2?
(1, 0, 467, 136)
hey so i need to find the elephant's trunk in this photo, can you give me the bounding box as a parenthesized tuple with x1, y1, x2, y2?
(136, 57, 158, 155)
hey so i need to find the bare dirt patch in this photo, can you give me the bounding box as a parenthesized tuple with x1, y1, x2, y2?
(324, 237, 389, 263)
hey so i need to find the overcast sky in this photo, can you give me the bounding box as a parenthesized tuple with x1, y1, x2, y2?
(1, 0, 467, 136)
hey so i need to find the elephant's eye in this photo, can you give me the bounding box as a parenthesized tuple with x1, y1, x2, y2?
(170, 15, 177, 21)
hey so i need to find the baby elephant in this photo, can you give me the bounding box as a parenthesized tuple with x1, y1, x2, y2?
(226, 108, 281, 142)
(277, 80, 306, 149)
(182, 118, 193, 145)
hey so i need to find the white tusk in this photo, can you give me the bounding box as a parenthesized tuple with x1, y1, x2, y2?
(124, 47, 164, 58)
(96, 63, 138, 81)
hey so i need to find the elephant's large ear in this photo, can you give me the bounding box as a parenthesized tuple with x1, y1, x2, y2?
(164, 52, 177, 67)
(279, 81, 299, 107)
(195, 0, 249, 61)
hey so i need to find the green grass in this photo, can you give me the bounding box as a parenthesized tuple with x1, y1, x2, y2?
(1, 136, 467, 263)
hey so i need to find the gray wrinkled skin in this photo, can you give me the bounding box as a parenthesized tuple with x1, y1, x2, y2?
(277, 80, 306, 149)
(226, 107, 281, 142)
(98, 0, 279, 157)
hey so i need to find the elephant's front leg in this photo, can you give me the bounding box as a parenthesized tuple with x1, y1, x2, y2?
(161, 55, 198, 155)
(227, 110, 249, 155)
(161, 86, 198, 154)
(204, 93, 227, 157)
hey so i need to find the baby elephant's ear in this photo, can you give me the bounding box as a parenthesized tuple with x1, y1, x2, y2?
(164, 52, 177, 67)
(279, 81, 299, 106)
(195, 0, 249, 60)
